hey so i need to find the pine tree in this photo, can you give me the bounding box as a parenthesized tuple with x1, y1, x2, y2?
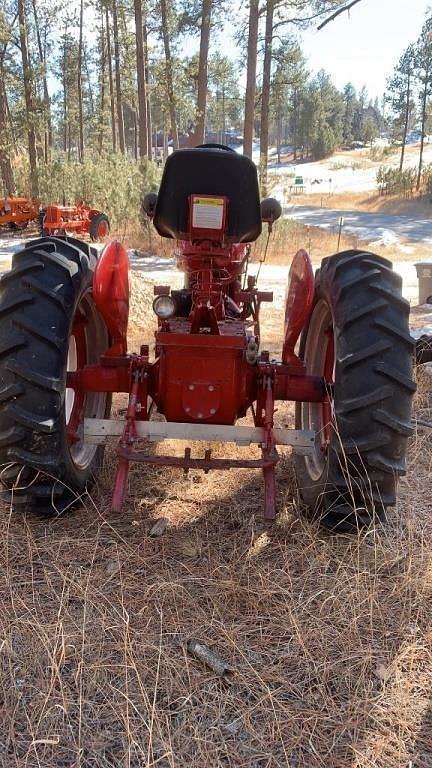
(243, 0, 259, 158)
(386, 46, 415, 170)
(17, 0, 38, 195)
(415, 18, 432, 189)
(134, 0, 148, 157)
(342, 82, 356, 145)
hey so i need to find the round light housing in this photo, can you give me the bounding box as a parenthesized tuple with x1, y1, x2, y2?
(153, 294, 176, 319)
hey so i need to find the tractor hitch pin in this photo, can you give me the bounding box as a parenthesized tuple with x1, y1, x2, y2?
(261, 374, 278, 521)
(112, 367, 142, 512)
(184, 447, 191, 476)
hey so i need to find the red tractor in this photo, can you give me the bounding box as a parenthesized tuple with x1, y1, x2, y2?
(0, 145, 415, 531)
(39, 200, 110, 241)
(0, 195, 39, 230)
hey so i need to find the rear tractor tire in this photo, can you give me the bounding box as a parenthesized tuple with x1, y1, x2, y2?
(294, 250, 416, 532)
(89, 212, 110, 242)
(0, 236, 111, 515)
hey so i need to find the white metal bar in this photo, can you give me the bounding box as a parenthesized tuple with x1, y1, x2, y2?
(84, 418, 315, 451)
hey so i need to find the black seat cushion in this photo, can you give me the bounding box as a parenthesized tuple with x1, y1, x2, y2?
(153, 147, 262, 243)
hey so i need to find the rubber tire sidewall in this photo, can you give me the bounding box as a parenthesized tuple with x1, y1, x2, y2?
(60, 270, 111, 496)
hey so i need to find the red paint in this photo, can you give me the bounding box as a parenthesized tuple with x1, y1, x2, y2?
(70, 192, 333, 514)
(322, 328, 335, 449)
(93, 241, 129, 356)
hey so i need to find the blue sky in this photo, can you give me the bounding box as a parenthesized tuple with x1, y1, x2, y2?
(300, 0, 432, 99)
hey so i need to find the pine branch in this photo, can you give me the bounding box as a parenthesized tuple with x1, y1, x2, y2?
(317, 0, 362, 30)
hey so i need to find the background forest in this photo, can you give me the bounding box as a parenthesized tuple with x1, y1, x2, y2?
(1, 0, 432, 227)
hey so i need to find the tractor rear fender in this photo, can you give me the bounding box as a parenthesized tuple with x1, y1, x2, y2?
(282, 249, 315, 366)
(88, 208, 102, 219)
(93, 241, 129, 356)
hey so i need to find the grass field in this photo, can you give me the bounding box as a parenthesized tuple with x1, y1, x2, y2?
(0, 251, 431, 767)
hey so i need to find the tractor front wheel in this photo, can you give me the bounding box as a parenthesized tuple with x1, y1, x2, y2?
(294, 250, 416, 532)
(9, 221, 29, 231)
(89, 212, 110, 242)
(0, 236, 111, 515)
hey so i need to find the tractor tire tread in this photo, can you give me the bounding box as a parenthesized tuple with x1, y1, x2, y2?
(295, 248, 415, 532)
(0, 236, 107, 515)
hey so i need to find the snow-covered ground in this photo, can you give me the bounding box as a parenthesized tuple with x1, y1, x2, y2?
(129, 252, 421, 305)
(286, 204, 432, 250)
(270, 144, 432, 199)
(0, 231, 426, 305)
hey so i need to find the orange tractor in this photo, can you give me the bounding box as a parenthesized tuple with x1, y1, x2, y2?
(39, 200, 110, 241)
(0, 196, 39, 230)
(0, 145, 416, 532)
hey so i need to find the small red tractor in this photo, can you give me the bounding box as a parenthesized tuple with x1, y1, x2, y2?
(39, 200, 110, 241)
(0, 195, 39, 230)
(0, 145, 415, 531)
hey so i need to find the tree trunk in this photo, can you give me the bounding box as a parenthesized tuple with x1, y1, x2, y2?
(163, 123, 168, 161)
(5, 87, 16, 152)
(62, 26, 68, 154)
(31, 0, 52, 162)
(68, 121, 72, 161)
(193, 0, 212, 145)
(77, 0, 85, 162)
(417, 66, 430, 191)
(400, 70, 411, 172)
(112, 0, 125, 154)
(243, 0, 259, 158)
(160, 0, 179, 150)
(144, 22, 152, 159)
(292, 88, 298, 160)
(0, 75, 15, 194)
(134, 0, 148, 158)
(84, 43, 95, 117)
(18, 0, 38, 196)
(133, 109, 138, 159)
(98, 11, 106, 155)
(105, 7, 117, 152)
(259, 0, 274, 195)
(222, 87, 226, 145)
(276, 116, 281, 164)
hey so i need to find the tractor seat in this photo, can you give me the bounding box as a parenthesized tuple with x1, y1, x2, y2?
(153, 146, 262, 243)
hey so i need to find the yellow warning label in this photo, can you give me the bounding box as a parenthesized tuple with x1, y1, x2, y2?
(193, 197, 224, 206)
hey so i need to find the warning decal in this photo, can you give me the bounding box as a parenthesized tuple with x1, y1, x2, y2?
(192, 197, 224, 229)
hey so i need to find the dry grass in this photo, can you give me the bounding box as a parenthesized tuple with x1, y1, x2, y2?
(292, 191, 432, 219)
(1, 271, 432, 768)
